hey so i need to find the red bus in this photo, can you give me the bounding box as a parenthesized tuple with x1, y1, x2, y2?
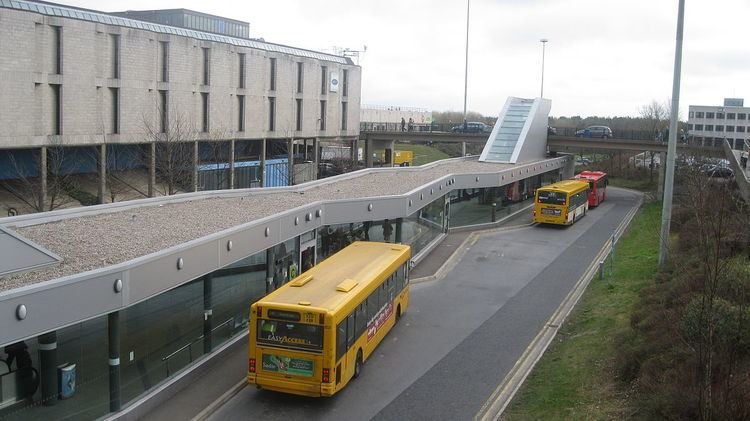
(573, 171, 607, 207)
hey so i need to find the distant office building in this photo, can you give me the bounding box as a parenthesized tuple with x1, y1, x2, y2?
(360, 105, 432, 131)
(111, 8, 250, 39)
(687, 98, 749, 150)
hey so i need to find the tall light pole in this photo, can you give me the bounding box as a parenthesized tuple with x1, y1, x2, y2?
(658, 0, 686, 267)
(540, 38, 548, 98)
(463, 0, 470, 129)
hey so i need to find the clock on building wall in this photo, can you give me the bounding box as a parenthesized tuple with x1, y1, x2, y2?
(330, 73, 340, 92)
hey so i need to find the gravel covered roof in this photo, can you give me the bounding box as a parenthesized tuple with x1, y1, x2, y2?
(1, 158, 520, 291)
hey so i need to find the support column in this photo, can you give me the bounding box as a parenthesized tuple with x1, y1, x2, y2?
(351, 138, 357, 166)
(38, 332, 57, 406)
(657, 151, 666, 200)
(148, 142, 156, 197)
(461, 141, 467, 157)
(266, 248, 276, 293)
(288, 138, 294, 186)
(260, 138, 267, 188)
(387, 140, 395, 167)
(98, 143, 107, 204)
(193, 140, 199, 192)
(303, 138, 308, 161)
(394, 218, 403, 244)
(39, 146, 48, 210)
(203, 275, 213, 354)
(313, 137, 320, 180)
(108, 312, 121, 412)
(365, 136, 373, 168)
(229, 139, 235, 189)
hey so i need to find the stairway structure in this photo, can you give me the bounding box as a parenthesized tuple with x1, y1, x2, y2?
(479, 97, 551, 164)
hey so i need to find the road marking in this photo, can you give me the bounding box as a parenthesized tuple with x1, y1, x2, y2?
(191, 378, 247, 421)
(474, 193, 643, 421)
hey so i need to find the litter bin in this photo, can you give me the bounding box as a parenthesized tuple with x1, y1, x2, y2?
(57, 363, 76, 399)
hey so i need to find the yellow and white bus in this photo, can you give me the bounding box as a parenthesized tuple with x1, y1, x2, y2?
(248, 241, 411, 397)
(533, 179, 590, 225)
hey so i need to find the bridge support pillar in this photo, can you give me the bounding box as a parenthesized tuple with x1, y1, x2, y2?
(461, 141, 467, 157)
(395, 218, 403, 243)
(98, 143, 107, 204)
(657, 152, 666, 200)
(365, 136, 373, 168)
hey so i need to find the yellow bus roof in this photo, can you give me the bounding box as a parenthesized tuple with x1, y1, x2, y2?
(537, 179, 589, 194)
(256, 241, 411, 314)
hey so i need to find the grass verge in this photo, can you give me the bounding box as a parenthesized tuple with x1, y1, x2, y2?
(608, 177, 657, 192)
(395, 143, 450, 166)
(502, 201, 662, 420)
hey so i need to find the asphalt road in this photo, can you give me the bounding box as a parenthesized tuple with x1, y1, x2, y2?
(208, 187, 641, 421)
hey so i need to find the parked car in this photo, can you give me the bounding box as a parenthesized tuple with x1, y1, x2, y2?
(451, 122, 492, 133)
(700, 163, 734, 178)
(575, 126, 613, 139)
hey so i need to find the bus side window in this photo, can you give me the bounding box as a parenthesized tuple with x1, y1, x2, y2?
(346, 313, 355, 348)
(355, 303, 366, 338)
(379, 283, 387, 308)
(404, 264, 409, 286)
(336, 319, 347, 361)
(367, 291, 378, 322)
(387, 274, 395, 301)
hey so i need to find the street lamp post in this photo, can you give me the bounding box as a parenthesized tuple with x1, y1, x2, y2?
(540, 39, 548, 98)
(462, 0, 470, 129)
(658, 0, 686, 267)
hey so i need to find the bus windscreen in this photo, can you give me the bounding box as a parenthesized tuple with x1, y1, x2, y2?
(537, 191, 567, 205)
(257, 319, 323, 352)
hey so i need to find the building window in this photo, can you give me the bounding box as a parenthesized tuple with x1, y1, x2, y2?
(295, 99, 303, 131)
(201, 93, 209, 132)
(50, 84, 61, 135)
(687, 124, 693, 130)
(737, 126, 745, 133)
(738, 113, 747, 120)
(715, 125, 724, 132)
(297, 62, 304, 93)
(51, 25, 62, 75)
(706, 112, 715, 119)
(202, 47, 210, 85)
(727, 113, 736, 119)
(695, 111, 705, 118)
(341, 101, 348, 130)
(726, 125, 735, 132)
(716, 112, 725, 119)
(238, 95, 245, 132)
(238, 53, 246, 88)
(269, 58, 276, 91)
(159, 90, 168, 133)
(159, 41, 169, 82)
(705, 125, 713, 131)
(688, 111, 694, 119)
(268, 97, 275, 131)
(320, 100, 326, 131)
(321, 66, 327, 95)
(694, 124, 703, 131)
(110, 34, 120, 79)
(110, 88, 119, 134)
(342, 69, 349, 97)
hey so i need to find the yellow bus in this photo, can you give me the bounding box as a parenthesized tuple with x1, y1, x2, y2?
(533, 179, 590, 225)
(247, 241, 411, 397)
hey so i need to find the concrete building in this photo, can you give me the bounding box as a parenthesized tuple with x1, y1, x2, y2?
(0, 0, 361, 213)
(687, 98, 749, 150)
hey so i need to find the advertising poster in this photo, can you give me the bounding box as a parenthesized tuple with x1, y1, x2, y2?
(262, 354, 314, 377)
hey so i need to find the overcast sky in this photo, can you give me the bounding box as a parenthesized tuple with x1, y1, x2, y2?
(66, 0, 749, 118)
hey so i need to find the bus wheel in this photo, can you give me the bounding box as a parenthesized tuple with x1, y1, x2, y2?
(354, 350, 363, 379)
(396, 305, 402, 323)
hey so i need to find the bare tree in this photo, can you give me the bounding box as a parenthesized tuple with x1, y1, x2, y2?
(0, 140, 79, 213)
(142, 104, 196, 196)
(639, 100, 670, 183)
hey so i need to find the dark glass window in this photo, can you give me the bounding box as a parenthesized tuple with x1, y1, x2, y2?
(201, 93, 209, 132)
(321, 66, 327, 94)
(269, 58, 277, 91)
(297, 62, 304, 93)
(257, 319, 323, 352)
(238, 95, 245, 132)
(695, 111, 705, 118)
(238, 53, 246, 88)
(320, 100, 326, 131)
(296, 98, 303, 131)
(268, 97, 275, 131)
(202, 47, 210, 85)
(341, 101, 348, 131)
(537, 190, 566, 205)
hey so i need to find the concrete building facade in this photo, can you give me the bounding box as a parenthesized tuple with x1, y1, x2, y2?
(0, 0, 361, 211)
(687, 98, 749, 150)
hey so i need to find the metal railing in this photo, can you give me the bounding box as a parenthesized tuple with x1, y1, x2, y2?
(360, 122, 481, 133)
(161, 317, 234, 377)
